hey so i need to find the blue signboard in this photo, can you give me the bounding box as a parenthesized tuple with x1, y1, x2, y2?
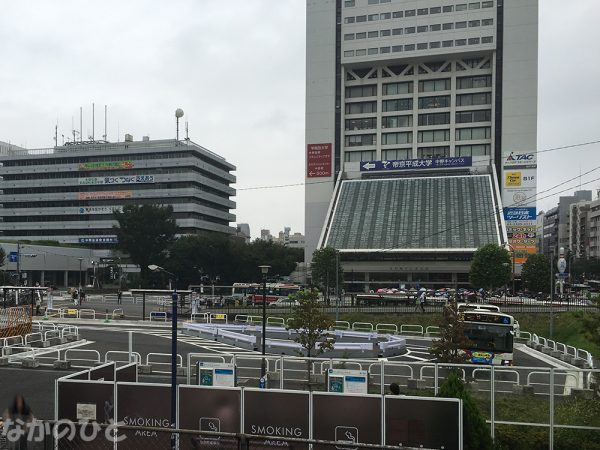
(503, 207, 536, 221)
(8, 252, 18, 263)
(79, 237, 118, 244)
(360, 156, 472, 172)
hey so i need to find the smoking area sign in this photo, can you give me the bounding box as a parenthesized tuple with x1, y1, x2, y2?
(197, 362, 236, 387)
(327, 369, 368, 395)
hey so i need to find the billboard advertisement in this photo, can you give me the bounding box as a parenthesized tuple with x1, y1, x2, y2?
(503, 151, 536, 167)
(307, 143, 332, 178)
(312, 393, 381, 449)
(79, 191, 132, 200)
(361, 156, 471, 172)
(79, 161, 134, 171)
(116, 383, 172, 449)
(385, 397, 461, 449)
(78, 175, 154, 185)
(244, 389, 310, 449)
(179, 386, 241, 450)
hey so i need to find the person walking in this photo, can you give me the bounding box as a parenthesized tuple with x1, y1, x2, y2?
(117, 290, 122, 305)
(414, 288, 426, 313)
(2, 394, 34, 450)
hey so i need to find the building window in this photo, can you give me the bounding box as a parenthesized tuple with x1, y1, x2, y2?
(469, 2, 481, 9)
(345, 85, 377, 98)
(382, 132, 413, 145)
(443, 5, 454, 12)
(418, 146, 449, 158)
(482, 18, 494, 26)
(368, 48, 379, 55)
(418, 129, 450, 143)
(405, 9, 416, 17)
(456, 21, 467, 29)
(457, 75, 492, 89)
(418, 95, 451, 109)
(417, 8, 428, 15)
(345, 117, 377, 130)
(455, 126, 492, 141)
(405, 27, 415, 34)
(345, 101, 377, 114)
(344, 33, 355, 40)
(430, 24, 441, 31)
(345, 134, 377, 147)
(344, 50, 355, 57)
(345, 0, 355, 6)
(380, 46, 391, 54)
(392, 28, 403, 35)
(344, 17, 355, 24)
(456, 92, 492, 106)
(417, 25, 428, 33)
(430, 41, 441, 49)
(381, 29, 391, 36)
(382, 115, 413, 128)
(443, 22, 454, 30)
(456, 4, 468, 11)
(456, 144, 491, 156)
(383, 81, 413, 95)
(468, 37, 481, 45)
(392, 11, 403, 18)
(418, 112, 450, 126)
(381, 12, 391, 20)
(344, 150, 375, 162)
(417, 42, 428, 50)
(368, 31, 379, 38)
(469, 20, 481, 27)
(368, 0, 379, 4)
(456, 39, 467, 46)
(442, 40, 454, 47)
(456, 109, 492, 123)
(368, 14, 379, 21)
(419, 78, 451, 92)
(392, 45, 403, 52)
(356, 32, 366, 39)
(482, 1, 494, 7)
(405, 44, 415, 51)
(356, 15, 367, 22)
(482, 36, 494, 44)
(383, 98, 413, 112)
(430, 6, 442, 14)
(383, 148, 412, 160)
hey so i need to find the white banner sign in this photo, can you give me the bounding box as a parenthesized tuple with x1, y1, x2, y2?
(78, 175, 154, 185)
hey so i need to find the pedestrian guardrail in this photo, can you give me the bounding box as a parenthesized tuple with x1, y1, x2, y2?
(191, 312, 209, 323)
(105, 351, 142, 364)
(425, 326, 441, 336)
(333, 320, 350, 330)
(146, 352, 183, 370)
(209, 313, 228, 324)
(375, 323, 398, 334)
(352, 322, 374, 332)
(112, 308, 124, 319)
(400, 324, 424, 336)
(78, 309, 96, 320)
(24, 332, 43, 346)
(266, 317, 285, 327)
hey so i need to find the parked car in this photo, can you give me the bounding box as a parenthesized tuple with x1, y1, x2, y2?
(268, 298, 299, 308)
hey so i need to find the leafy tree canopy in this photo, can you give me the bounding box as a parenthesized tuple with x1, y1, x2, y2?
(521, 253, 551, 294)
(310, 247, 343, 296)
(430, 301, 473, 364)
(469, 244, 512, 290)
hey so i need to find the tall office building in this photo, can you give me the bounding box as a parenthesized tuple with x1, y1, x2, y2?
(305, 0, 537, 289)
(0, 138, 236, 245)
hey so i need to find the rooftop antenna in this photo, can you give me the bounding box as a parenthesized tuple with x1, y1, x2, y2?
(103, 105, 107, 142)
(79, 107, 83, 143)
(92, 102, 95, 141)
(54, 123, 58, 148)
(117, 121, 120, 143)
(185, 120, 189, 140)
(175, 108, 184, 141)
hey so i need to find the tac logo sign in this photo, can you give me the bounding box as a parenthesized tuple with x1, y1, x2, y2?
(505, 151, 536, 166)
(505, 171, 521, 187)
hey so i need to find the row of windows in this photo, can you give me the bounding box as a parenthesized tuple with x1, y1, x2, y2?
(2, 211, 226, 225)
(346, 127, 492, 147)
(343, 18, 493, 40)
(345, 93, 491, 114)
(343, 36, 493, 57)
(344, 1, 494, 15)
(343, 142, 491, 162)
(345, 110, 491, 130)
(352, 76, 490, 98)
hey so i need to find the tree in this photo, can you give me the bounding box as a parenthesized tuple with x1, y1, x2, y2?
(469, 244, 512, 290)
(430, 300, 473, 363)
(521, 253, 551, 294)
(0, 247, 5, 268)
(289, 289, 335, 386)
(310, 247, 343, 301)
(438, 372, 494, 450)
(113, 205, 178, 287)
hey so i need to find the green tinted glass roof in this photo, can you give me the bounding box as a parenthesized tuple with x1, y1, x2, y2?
(324, 175, 500, 251)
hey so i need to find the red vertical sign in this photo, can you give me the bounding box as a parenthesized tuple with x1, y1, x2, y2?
(307, 143, 332, 178)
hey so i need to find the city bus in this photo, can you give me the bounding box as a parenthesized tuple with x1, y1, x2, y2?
(231, 282, 302, 304)
(458, 304, 515, 366)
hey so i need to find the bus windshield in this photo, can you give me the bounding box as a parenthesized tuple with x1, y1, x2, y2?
(463, 323, 513, 354)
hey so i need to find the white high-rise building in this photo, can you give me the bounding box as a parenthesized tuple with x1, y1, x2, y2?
(305, 0, 538, 289)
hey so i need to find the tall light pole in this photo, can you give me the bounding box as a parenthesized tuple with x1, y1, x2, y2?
(148, 264, 178, 450)
(258, 265, 271, 381)
(506, 244, 516, 296)
(78, 258, 84, 292)
(335, 251, 340, 322)
(549, 250, 554, 339)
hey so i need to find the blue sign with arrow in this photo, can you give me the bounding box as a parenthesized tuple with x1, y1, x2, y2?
(360, 156, 472, 172)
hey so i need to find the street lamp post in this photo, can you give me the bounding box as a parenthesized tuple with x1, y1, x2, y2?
(258, 265, 271, 381)
(148, 264, 178, 450)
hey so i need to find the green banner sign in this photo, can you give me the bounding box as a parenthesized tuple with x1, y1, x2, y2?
(79, 161, 134, 170)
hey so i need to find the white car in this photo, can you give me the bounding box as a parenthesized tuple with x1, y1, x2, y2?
(268, 298, 299, 308)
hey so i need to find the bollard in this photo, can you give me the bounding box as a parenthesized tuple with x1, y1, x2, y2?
(104, 308, 110, 323)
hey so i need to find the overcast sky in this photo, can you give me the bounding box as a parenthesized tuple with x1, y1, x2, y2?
(1, 0, 599, 237)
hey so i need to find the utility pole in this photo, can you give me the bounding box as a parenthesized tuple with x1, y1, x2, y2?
(335, 251, 340, 322)
(16, 242, 21, 286)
